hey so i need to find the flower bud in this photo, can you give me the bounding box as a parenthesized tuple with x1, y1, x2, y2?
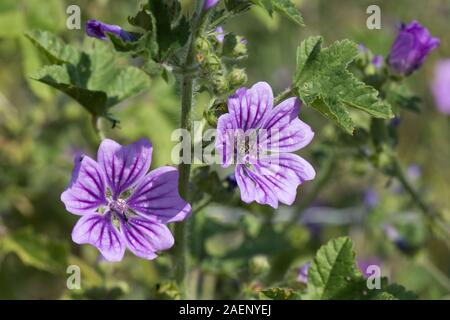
(86, 19, 134, 41)
(233, 36, 248, 57)
(195, 37, 211, 53)
(228, 68, 248, 88)
(388, 21, 439, 75)
(212, 75, 228, 94)
(204, 101, 227, 127)
(249, 255, 270, 276)
(223, 35, 247, 58)
(204, 54, 222, 72)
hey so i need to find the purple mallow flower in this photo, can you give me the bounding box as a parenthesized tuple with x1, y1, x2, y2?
(86, 19, 134, 41)
(204, 0, 220, 11)
(388, 21, 440, 75)
(431, 59, 450, 114)
(61, 139, 191, 262)
(215, 82, 316, 208)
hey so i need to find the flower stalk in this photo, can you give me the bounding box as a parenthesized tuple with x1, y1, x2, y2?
(174, 0, 208, 299)
(92, 115, 106, 141)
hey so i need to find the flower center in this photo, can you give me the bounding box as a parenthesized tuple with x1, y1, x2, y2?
(235, 130, 259, 164)
(109, 198, 128, 215)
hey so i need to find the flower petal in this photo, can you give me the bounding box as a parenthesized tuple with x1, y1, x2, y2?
(235, 153, 315, 208)
(127, 167, 191, 223)
(228, 82, 273, 131)
(97, 138, 152, 198)
(71, 212, 125, 262)
(61, 154, 107, 215)
(215, 113, 237, 168)
(260, 97, 314, 153)
(119, 215, 174, 260)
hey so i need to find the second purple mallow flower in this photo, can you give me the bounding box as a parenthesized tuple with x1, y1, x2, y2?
(86, 19, 134, 41)
(61, 139, 191, 262)
(431, 59, 450, 115)
(388, 21, 440, 76)
(215, 82, 316, 209)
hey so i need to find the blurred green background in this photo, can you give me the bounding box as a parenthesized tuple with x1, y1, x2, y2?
(0, 0, 449, 299)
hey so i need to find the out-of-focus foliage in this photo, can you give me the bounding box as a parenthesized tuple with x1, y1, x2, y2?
(0, 0, 449, 299)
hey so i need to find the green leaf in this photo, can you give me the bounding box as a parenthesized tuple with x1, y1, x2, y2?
(25, 30, 80, 65)
(272, 0, 304, 26)
(68, 283, 128, 300)
(294, 37, 393, 134)
(154, 281, 181, 300)
(307, 237, 363, 299)
(27, 31, 151, 116)
(259, 287, 301, 300)
(252, 0, 304, 26)
(32, 64, 108, 115)
(147, 0, 190, 60)
(383, 283, 418, 300)
(0, 228, 69, 274)
(306, 237, 419, 300)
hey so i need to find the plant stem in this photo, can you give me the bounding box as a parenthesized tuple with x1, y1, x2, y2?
(391, 157, 450, 247)
(174, 75, 194, 299)
(173, 0, 207, 299)
(274, 86, 294, 105)
(92, 115, 105, 141)
(391, 158, 429, 214)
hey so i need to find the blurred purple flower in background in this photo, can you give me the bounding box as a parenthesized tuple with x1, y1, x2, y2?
(407, 164, 421, 181)
(204, 0, 220, 11)
(86, 19, 134, 41)
(297, 262, 311, 284)
(389, 116, 402, 128)
(372, 55, 384, 69)
(363, 189, 379, 209)
(357, 257, 382, 278)
(431, 59, 450, 114)
(358, 43, 368, 53)
(61, 139, 191, 261)
(383, 224, 409, 252)
(388, 21, 440, 75)
(215, 82, 316, 208)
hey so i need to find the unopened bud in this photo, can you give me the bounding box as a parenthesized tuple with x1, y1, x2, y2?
(205, 54, 222, 72)
(195, 37, 210, 53)
(228, 68, 247, 87)
(249, 255, 270, 276)
(212, 75, 228, 94)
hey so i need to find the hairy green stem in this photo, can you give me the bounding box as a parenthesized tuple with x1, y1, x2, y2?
(174, 75, 194, 299)
(173, 0, 207, 299)
(274, 86, 294, 105)
(92, 115, 105, 141)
